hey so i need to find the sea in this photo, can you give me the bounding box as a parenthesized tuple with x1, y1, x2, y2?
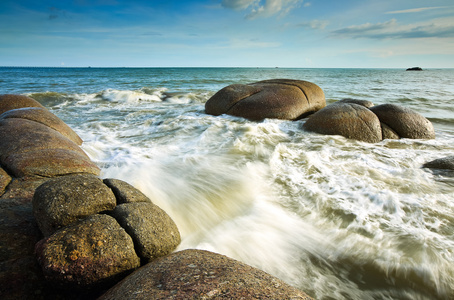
(1, 67, 453, 300)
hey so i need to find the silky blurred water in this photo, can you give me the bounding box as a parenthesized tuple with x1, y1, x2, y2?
(1, 67, 453, 299)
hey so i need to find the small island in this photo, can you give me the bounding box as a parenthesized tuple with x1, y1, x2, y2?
(406, 67, 423, 71)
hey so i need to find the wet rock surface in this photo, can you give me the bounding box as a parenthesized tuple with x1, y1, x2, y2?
(303, 100, 435, 142)
(205, 79, 325, 120)
(99, 249, 313, 300)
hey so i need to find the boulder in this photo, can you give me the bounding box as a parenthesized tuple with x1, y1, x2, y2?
(205, 79, 325, 120)
(423, 156, 454, 170)
(109, 202, 181, 263)
(335, 98, 374, 108)
(303, 103, 383, 143)
(0, 118, 88, 162)
(35, 214, 140, 289)
(32, 174, 116, 236)
(369, 104, 435, 139)
(98, 249, 313, 300)
(4, 149, 100, 178)
(103, 179, 150, 204)
(0, 94, 45, 114)
(0, 107, 83, 145)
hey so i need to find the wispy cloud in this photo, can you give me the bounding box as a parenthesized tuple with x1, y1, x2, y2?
(331, 18, 454, 39)
(221, 0, 305, 19)
(297, 19, 329, 30)
(386, 6, 448, 14)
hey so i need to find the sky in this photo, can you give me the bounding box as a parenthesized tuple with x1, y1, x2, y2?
(0, 0, 453, 68)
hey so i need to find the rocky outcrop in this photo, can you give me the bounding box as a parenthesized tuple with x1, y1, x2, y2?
(205, 79, 325, 120)
(303, 100, 435, 142)
(99, 249, 313, 300)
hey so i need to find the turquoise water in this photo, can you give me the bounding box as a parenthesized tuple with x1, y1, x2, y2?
(1, 67, 454, 299)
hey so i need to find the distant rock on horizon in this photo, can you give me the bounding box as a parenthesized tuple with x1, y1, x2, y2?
(406, 67, 423, 71)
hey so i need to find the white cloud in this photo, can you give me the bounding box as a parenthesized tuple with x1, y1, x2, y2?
(298, 19, 329, 30)
(386, 6, 448, 14)
(222, 0, 305, 19)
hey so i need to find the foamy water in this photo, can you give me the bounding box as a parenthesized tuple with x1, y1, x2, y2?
(2, 67, 454, 299)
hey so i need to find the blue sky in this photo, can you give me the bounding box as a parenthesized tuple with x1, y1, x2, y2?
(1, 0, 453, 67)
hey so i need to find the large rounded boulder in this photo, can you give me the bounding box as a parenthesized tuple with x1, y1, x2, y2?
(99, 249, 313, 300)
(0, 94, 45, 114)
(369, 104, 435, 139)
(205, 79, 325, 120)
(32, 174, 117, 236)
(35, 214, 140, 289)
(303, 102, 383, 143)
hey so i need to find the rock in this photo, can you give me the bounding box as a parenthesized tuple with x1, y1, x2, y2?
(0, 107, 83, 145)
(0, 167, 11, 196)
(335, 98, 374, 108)
(33, 174, 116, 236)
(4, 149, 100, 178)
(303, 103, 382, 143)
(369, 104, 435, 139)
(35, 214, 140, 289)
(380, 122, 400, 140)
(103, 179, 150, 204)
(0, 94, 45, 114)
(205, 79, 325, 120)
(423, 156, 454, 170)
(98, 249, 313, 300)
(109, 202, 181, 263)
(406, 67, 423, 71)
(0, 118, 88, 162)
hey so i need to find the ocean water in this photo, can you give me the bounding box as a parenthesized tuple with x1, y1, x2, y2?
(1, 67, 454, 299)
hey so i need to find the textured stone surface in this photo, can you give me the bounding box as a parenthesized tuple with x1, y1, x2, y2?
(370, 104, 435, 139)
(99, 249, 313, 300)
(0, 118, 88, 162)
(4, 149, 100, 178)
(335, 98, 374, 108)
(35, 214, 140, 289)
(0, 167, 11, 196)
(33, 174, 116, 236)
(103, 179, 150, 204)
(0, 94, 45, 114)
(0, 107, 83, 145)
(109, 202, 181, 263)
(205, 79, 325, 120)
(303, 102, 383, 143)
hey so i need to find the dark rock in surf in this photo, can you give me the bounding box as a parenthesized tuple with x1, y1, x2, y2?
(33, 174, 117, 236)
(423, 156, 454, 170)
(35, 214, 140, 289)
(369, 104, 435, 139)
(406, 67, 423, 71)
(303, 102, 383, 143)
(205, 79, 325, 120)
(109, 202, 181, 263)
(98, 249, 314, 300)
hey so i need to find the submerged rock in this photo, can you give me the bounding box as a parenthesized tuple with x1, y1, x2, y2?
(423, 156, 454, 170)
(205, 79, 325, 120)
(35, 214, 140, 289)
(98, 249, 313, 300)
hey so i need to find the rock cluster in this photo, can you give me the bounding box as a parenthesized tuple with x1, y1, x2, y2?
(302, 100, 435, 142)
(205, 79, 326, 120)
(0, 94, 314, 299)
